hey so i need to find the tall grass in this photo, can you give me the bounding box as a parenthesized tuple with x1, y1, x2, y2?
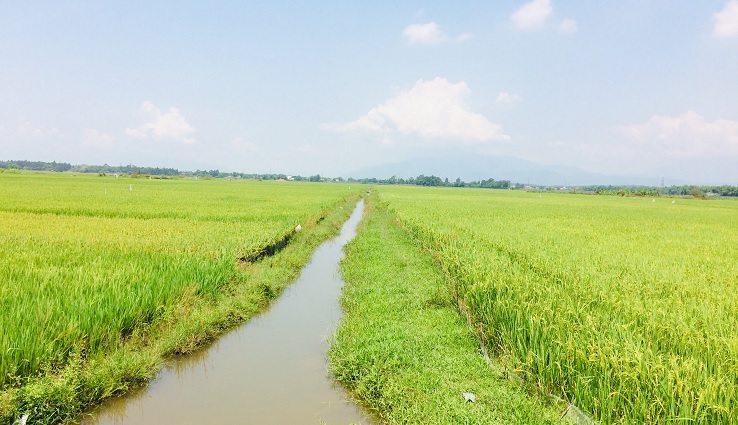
(0, 172, 359, 391)
(378, 187, 738, 424)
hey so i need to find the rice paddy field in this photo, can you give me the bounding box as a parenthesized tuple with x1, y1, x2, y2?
(374, 186, 738, 423)
(4, 170, 738, 424)
(0, 171, 361, 422)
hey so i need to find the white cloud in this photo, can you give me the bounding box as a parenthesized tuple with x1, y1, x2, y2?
(510, 0, 577, 34)
(125, 101, 196, 144)
(403, 22, 448, 44)
(495, 91, 523, 105)
(320, 111, 387, 134)
(82, 129, 114, 147)
(713, 1, 738, 39)
(321, 77, 509, 144)
(619, 111, 738, 158)
(511, 0, 552, 31)
(402, 22, 472, 45)
(558, 18, 578, 34)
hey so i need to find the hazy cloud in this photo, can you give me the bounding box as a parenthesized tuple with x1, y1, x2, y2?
(558, 18, 578, 34)
(16, 123, 60, 139)
(455, 32, 473, 42)
(231, 137, 260, 153)
(125, 101, 196, 144)
(403, 22, 472, 45)
(511, 0, 552, 31)
(619, 111, 738, 158)
(713, 1, 738, 38)
(322, 77, 509, 144)
(296, 143, 321, 155)
(495, 91, 523, 105)
(82, 129, 114, 147)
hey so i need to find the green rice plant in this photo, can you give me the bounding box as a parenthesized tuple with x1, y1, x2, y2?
(376, 186, 738, 424)
(0, 172, 360, 393)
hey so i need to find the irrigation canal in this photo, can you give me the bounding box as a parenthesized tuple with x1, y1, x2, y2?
(83, 200, 373, 424)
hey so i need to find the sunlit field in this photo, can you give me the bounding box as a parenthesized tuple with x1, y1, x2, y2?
(0, 172, 358, 389)
(376, 186, 738, 423)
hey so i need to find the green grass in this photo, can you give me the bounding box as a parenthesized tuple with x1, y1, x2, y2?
(330, 195, 561, 424)
(373, 186, 738, 424)
(0, 171, 364, 424)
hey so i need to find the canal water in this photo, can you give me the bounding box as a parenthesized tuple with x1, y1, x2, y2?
(84, 200, 372, 424)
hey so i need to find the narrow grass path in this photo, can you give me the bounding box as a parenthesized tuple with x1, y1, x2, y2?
(330, 196, 561, 424)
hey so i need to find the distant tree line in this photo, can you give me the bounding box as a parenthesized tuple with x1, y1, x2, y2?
(576, 184, 738, 197)
(0, 160, 72, 172)
(74, 164, 180, 176)
(346, 175, 512, 189)
(186, 170, 328, 181)
(3, 160, 736, 196)
(0, 161, 331, 183)
(0, 160, 179, 176)
(577, 185, 661, 197)
(662, 185, 738, 197)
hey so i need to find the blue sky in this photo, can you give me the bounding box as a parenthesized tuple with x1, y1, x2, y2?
(1, 1, 737, 183)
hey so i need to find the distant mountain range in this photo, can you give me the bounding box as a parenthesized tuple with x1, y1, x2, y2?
(348, 153, 681, 187)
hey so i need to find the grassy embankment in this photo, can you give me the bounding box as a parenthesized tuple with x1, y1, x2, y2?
(374, 186, 738, 424)
(330, 194, 561, 424)
(0, 171, 364, 424)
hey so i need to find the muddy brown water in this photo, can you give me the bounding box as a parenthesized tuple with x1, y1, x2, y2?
(83, 200, 373, 425)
